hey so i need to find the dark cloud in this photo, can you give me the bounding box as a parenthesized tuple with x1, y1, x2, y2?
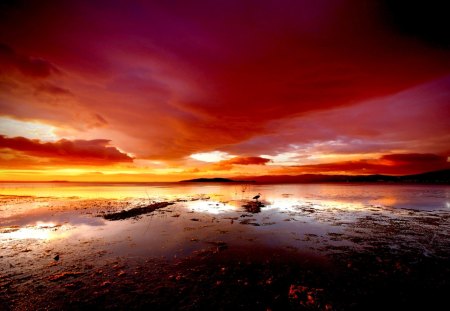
(0, 43, 60, 77)
(281, 153, 449, 175)
(226, 157, 271, 165)
(381, 0, 450, 49)
(380, 153, 446, 164)
(212, 156, 271, 171)
(36, 83, 72, 96)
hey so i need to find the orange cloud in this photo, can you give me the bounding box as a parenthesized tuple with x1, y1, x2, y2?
(0, 135, 132, 165)
(212, 156, 271, 171)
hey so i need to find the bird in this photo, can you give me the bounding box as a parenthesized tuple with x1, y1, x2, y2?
(253, 193, 261, 201)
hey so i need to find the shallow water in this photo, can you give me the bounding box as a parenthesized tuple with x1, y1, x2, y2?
(1, 183, 449, 257)
(1, 182, 449, 208)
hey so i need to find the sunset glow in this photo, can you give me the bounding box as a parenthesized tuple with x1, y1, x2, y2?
(1, 1, 449, 181)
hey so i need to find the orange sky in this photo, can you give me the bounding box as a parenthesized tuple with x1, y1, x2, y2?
(1, 0, 449, 181)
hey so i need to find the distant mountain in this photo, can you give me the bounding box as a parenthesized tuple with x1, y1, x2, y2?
(180, 177, 238, 183)
(232, 174, 393, 183)
(231, 169, 450, 184)
(179, 169, 450, 184)
(398, 169, 450, 183)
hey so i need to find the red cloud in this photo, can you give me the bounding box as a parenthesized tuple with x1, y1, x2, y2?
(280, 153, 449, 175)
(0, 43, 59, 78)
(380, 153, 445, 165)
(0, 135, 132, 165)
(0, 1, 449, 164)
(36, 83, 72, 96)
(226, 157, 271, 165)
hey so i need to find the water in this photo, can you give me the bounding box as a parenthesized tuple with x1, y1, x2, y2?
(1, 182, 449, 257)
(1, 182, 449, 209)
(1, 182, 450, 309)
(0, 182, 449, 257)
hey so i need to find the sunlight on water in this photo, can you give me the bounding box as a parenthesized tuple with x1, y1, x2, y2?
(1, 182, 449, 210)
(187, 200, 239, 214)
(0, 183, 167, 199)
(263, 197, 367, 213)
(1, 222, 70, 240)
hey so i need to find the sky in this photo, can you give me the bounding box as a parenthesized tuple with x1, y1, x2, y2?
(0, 0, 449, 181)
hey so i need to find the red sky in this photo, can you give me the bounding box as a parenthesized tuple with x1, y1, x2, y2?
(0, 0, 449, 181)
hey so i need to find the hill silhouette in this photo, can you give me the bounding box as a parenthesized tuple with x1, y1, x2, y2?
(231, 169, 450, 184)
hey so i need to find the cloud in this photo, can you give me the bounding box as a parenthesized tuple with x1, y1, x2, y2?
(380, 153, 446, 165)
(225, 76, 450, 157)
(35, 83, 72, 96)
(0, 135, 133, 165)
(225, 156, 271, 165)
(212, 156, 271, 171)
(190, 151, 235, 163)
(381, 0, 450, 48)
(0, 43, 60, 78)
(278, 153, 450, 175)
(0, 0, 449, 169)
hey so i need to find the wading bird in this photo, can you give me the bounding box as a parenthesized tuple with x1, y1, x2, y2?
(253, 193, 261, 201)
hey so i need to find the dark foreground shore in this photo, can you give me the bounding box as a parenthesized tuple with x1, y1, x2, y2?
(1, 192, 449, 310)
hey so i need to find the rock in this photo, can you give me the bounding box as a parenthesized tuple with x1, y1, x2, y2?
(288, 284, 326, 308)
(100, 281, 111, 287)
(242, 201, 264, 213)
(48, 271, 83, 281)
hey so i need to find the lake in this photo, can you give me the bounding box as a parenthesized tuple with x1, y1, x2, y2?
(1, 182, 449, 310)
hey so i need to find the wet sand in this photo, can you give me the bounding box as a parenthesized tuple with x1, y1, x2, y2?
(1, 184, 450, 310)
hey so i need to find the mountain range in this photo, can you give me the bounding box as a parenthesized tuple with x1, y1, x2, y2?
(181, 169, 450, 184)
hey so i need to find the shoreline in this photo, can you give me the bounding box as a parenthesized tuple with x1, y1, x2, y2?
(1, 189, 450, 310)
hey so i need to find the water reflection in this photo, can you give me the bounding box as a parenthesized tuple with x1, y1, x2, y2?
(1, 182, 449, 210)
(1, 183, 449, 262)
(1, 222, 70, 240)
(186, 200, 239, 214)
